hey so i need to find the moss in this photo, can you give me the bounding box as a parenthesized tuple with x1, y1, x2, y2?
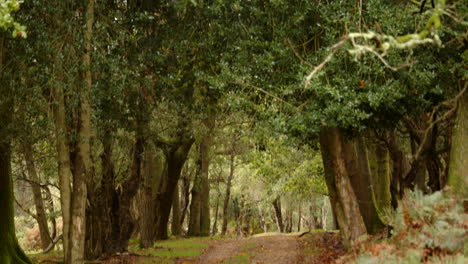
(0, 140, 33, 264)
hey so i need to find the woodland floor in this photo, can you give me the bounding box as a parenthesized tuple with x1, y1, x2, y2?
(30, 231, 345, 264)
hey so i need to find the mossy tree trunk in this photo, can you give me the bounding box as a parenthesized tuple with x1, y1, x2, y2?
(345, 137, 385, 234)
(0, 47, 32, 263)
(367, 139, 392, 219)
(319, 128, 367, 248)
(448, 87, 467, 194)
(0, 136, 33, 264)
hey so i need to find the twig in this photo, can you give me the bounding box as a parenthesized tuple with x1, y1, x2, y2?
(233, 80, 295, 109)
(410, 82, 466, 167)
(287, 38, 313, 67)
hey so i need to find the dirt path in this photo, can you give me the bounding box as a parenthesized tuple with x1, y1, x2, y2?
(196, 234, 303, 264)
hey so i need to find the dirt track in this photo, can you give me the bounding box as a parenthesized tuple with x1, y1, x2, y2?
(196, 234, 302, 264)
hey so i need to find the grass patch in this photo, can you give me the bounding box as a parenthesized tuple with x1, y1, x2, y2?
(222, 254, 252, 264)
(153, 238, 209, 250)
(29, 250, 64, 263)
(134, 237, 211, 261)
(29, 250, 63, 258)
(140, 257, 175, 264)
(147, 249, 203, 258)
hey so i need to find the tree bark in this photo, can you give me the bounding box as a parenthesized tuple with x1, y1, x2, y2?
(70, 1, 95, 262)
(0, 63, 32, 263)
(23, 144, 52, 250)
(117, 138, 144, 249)
(44, 186, 57, 240)
(448, 87, 468, 193)
(171, 182, 182, 236)
(51, 50, 73, 264)
(0, 135, 33, 264)
(180, 172, 191, 227)
(188, 154, 202, 236)
(212, 192, 220, 235)
(297, 203, 302, 232)
(319, 128, 367, 248)
(221, 154, 235, 235)
(387, 131, 404, 209)
(139, 148, 164, 247)
(188, 115, 215, 236)
(200, 116, 215, 236)
(155, 141, 194, 240)
(368, 139, 392, 215)
(345, 137, 385, 234)
(272, 197, 284, 232)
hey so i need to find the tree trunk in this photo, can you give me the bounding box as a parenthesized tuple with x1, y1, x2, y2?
(242, 207, 251, 236)
(188, 155, 202, 236)
(44, 186, 57, 240)
(297, 203, 302, 232)
(70, 1, 95, 262)
(180, 173, 191, 227)
(272, 197, 284, 232)
(321, 201, 328, 230)
(410, 136, 428, 192)
(221, 154, 235, 235)
(0, 74, 32, 263)
(284, 209, 293, 233)
(171, 182, 182, 236)
(387, 131, 404, 209)
(85, 132, 132, 259)
(51, 51, 73, 264)
(117, 138, 143, 249)
(233, 198, 242, 235)
(86, 137, 144, 255)
(200, 116, 215, 236)
(212, 193, 220, 235)
(70, 145, 88, 264)
(188, 116, 214, 236)
(448, 87, 467, 193)
(155, 141, 193, 240)
(138, 148, 164, 247)
(319, 128, 367, 249)
(23, 144, 52, 250)
(329, 199, 338, 230)
(0, 138, 33, 264)
(345, 137, 385, 234)
(368, 139, 392, 216)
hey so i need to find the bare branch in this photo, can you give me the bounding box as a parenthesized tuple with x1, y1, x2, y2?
(304, 36, 349, 88)
(14, 196, 38, 220)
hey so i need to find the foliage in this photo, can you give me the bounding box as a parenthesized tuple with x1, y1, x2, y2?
(239, 136, 326, 202)
(290, 0, 465, 139)
(0, 0, 26, 37)
(338, 188, 468, 263)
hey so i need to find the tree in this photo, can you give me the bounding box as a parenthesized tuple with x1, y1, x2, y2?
(0, 2, 31, 262)
(0, 90, 33, 264)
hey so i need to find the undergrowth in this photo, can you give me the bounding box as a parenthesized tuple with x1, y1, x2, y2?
(339, 188, 467, 264)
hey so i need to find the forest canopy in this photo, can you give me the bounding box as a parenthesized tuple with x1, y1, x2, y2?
(0, 0, 466, 263)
